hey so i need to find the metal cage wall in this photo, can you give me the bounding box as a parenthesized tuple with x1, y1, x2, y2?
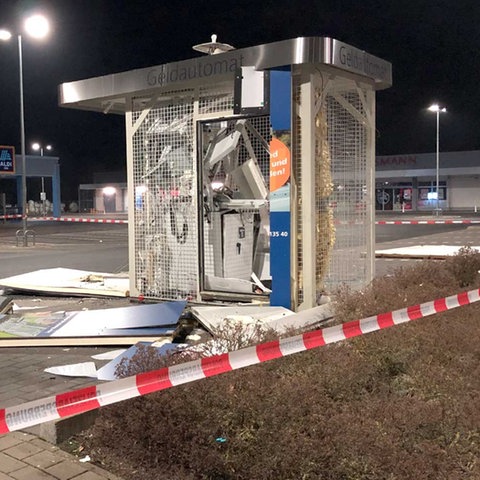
(126, 72, 375, 306)
(292, 67, 375, 310)
(126, 84, 237, 301)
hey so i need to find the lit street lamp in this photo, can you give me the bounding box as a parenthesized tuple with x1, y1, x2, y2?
(32, 142, 52, 216)
(0, 14, 50, 245)
(427, 103, 447, 216)
(32, 142, 52, 157)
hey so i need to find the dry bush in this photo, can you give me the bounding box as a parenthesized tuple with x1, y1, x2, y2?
(73, 254, 480, 479)
(194, 318, 276, 357)
(444, 246, 480, 287)
(334, 247, 480, 323)
(113, 319, 275, 381)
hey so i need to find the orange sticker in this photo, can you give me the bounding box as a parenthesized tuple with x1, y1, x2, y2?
(269, 138, 290, 192)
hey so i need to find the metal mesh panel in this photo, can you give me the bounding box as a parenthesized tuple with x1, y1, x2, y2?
(131, 90, 197, 300)
(293, 71, 372, 305)
(129, 85, 236, 301)
(199, 84, 234, 114)
(324, 81, 369, 290)
(292, 81, 304, 304)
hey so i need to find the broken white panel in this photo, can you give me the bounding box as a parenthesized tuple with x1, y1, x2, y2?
(251, 272, 271, 293)
(103, 276, 130, 291)
(205, 275, 254, 294)
(96, 341, 185, 381)
(207, 127, 242, 169)
(91, 349, 127, 360)
(230, 158, 268, 200)
(45, 362, 98, 378)
(0, 268, 129, 297)
(39, 300, 186, 337)
(191, 302, 334, 335)
(191, 305, 294, 334)
(269, 303, 334, 332)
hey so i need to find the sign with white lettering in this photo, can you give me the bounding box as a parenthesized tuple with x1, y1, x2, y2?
(331, 40, 392, 85)
(0, 146, 15, 174)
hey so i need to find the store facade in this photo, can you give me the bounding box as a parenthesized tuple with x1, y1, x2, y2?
(375, 150, 480, 212)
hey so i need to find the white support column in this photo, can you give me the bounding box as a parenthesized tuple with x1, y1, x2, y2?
(125, 103, 139, 297)
(192, 89, 202, 303)
(365, 87, 376, 283)
(297, 67, 317, 310)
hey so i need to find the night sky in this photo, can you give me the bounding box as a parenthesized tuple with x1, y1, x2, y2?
(1, 0, 480, 200)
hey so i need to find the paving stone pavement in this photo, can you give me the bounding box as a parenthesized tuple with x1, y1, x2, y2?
(0, 346, 125, 479)
(0, 431, 123, 479)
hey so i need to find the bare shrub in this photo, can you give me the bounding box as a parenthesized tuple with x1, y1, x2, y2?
(445, 245, 480, 287)
(196, 318, 276, 357)
(334, 248, 480, 323)
(114, 343, 200, 379)
(114, 319, 274, 380)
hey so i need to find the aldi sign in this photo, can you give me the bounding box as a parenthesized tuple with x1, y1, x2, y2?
(0, 146, 15, 174)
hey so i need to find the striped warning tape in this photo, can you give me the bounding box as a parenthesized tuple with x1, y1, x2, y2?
(331, 219, 480, 226)
(3, 216, 479, 226)
(30, 216, 128, 224)
(376, 219, 480, 225)
(0, 214, 23, 220)
(0, 215, 127, 223)
(0, 287, 479, 435)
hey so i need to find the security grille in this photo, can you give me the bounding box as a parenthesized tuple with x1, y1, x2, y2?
(324, 81, 370, 290)
(293, 70, 373, 308)
(128, 73, 373, 305)
(130, 90, 197, 300)
(129, 85, 235, 301)
(199, 84, 234, 114)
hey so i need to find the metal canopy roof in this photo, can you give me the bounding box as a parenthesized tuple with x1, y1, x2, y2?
(58, 36, 392, 115)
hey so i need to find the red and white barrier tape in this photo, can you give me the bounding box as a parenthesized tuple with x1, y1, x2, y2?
(0, 287, 479, 435)
(376, 219, 480, 225)
(0, 214, 23, 220)
(4, 215, 478, 226)
(30, 217, 128, 224)
(335, 219, 480, 226)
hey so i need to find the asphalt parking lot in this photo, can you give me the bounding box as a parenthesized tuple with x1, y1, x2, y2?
(0, 219, 128, 277)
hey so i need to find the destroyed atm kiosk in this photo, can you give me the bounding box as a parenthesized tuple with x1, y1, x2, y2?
(59, 37, 392, 311)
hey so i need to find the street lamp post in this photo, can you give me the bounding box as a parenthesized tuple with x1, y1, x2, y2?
(32, 143, 52, 157)
(32, 142, 52, 216)
(0, 14, 50, 245)
(427, 104, 447, 216)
